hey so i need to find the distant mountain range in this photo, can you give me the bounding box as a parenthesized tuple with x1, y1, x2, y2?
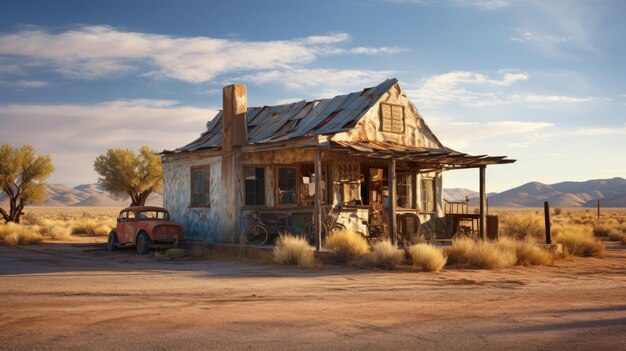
(1, 183, 163, 208)
(2, 177, 625, 208)
(444, 177, 626, 207)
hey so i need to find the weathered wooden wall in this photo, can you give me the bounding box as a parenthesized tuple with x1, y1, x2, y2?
(162, 153, 230, 242)
(331, 82, 442, 148)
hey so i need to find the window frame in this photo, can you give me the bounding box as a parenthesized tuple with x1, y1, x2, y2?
(243, 166, 266, 207)
(396, 172, 416, 209)
(275, 165, 298, 208)
(380, 102, 405, 134)
(420, 177, 436, 213)
(189, 165, 211, 208)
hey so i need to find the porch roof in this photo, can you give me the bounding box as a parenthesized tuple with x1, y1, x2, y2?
(327, 140, 515, 169)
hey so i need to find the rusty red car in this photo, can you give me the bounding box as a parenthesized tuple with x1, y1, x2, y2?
(107, 206, 184, 254)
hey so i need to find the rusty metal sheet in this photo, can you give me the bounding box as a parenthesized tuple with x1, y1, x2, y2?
(175, 79, 398, 152)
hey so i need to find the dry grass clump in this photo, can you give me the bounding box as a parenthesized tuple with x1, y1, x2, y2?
(0, 223, 44, 246)
(446, 238, 518, 269)
(498, 238, 554, 266)
(445, 238, 554, 269)
(71, 218, 116, 236)
(324, 229, 369, 263)
(356, 240, 404, 269)
(409, 244, 447, 272)
(273, 234, 316, 268)
(553, 224, 605, 257)
(500, 212, 544, 240)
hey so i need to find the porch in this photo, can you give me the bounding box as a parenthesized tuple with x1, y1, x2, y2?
(238, 140, 514, 250)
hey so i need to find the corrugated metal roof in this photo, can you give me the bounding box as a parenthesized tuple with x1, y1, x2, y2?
(176, 78, 398, 152)
(330, 140, 515, 168)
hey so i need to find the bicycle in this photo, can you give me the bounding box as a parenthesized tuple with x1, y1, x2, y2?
(301, 205, 346, 244)
(244, 211, 270, 245)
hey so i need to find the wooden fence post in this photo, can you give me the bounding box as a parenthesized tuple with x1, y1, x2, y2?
(544, 201, 551, 244)
(597, 198, 600, 221)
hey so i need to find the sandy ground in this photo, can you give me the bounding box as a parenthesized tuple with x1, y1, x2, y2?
(0, 239, 624, 351)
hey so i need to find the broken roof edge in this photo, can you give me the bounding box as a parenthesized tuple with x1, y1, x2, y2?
(173, 78, 399, 153)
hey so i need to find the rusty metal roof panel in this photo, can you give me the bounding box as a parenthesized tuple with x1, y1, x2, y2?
(175, 79, 398, 152)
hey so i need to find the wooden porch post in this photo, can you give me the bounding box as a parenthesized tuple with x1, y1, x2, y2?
(479, 165, 487, 240)
(388, 159, 397, 246)
(314, 148, 323, 252)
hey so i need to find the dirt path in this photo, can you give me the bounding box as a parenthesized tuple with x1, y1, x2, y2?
(1, 241, 625, 350)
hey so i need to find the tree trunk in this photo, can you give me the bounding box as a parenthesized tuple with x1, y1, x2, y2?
(1, 194, 24, 223)
(129, 190, 152, 206)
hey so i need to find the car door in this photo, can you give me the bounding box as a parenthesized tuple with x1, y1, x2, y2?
(126, 210, 137, 243)
(116, 211, 127, 243)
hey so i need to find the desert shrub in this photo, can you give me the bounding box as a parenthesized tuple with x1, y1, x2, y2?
(553, 224, 605, 257)
(46, 225, 72, 240)
(498, 238, 553, 266)
(71, 218, 115, 236)
(500, 213, 544, 240)
(446, 239, 517, 269)
(554, 208, 562, 216)
(608, 231, 625, 242)
(273, 234, 316, 268)
(409, 244, 447, 272)
(0, 223, 44, 246)
(324, 229, 369, 263)
(356, 240, 404, 269)
(592, 224, 611, 237)
(93, 224, 112, 236)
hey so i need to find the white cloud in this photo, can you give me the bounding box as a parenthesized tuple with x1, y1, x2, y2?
(432, 120, 554, 149)
(407, 70, 600, 107)
(385, 0, 510, 10)
(0, 26, 403, 83)
(451, 0, 510, 10)
(571, 125, 626, 136)
(275, 98, 304, 105)
(0, 79, 49, 88)
(0, 99, 216, 184)
(236, 68, 394, 92)
(510, 32, 572, 43)
(406, 71, 528, 107)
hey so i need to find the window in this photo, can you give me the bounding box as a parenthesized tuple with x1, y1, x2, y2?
(420, 178, 435, 212)
(380, 103, 405, 133)
(244, 167, 265, 206)
(397, 174, 414, 208)
(190, 166, 210, 207)
(277, 166, 297, 205)
(299, 164, 327, 207)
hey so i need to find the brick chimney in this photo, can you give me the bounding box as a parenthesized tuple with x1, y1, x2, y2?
(222, 84, 248, 150)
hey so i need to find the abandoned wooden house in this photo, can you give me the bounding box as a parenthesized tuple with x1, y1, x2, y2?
(161, 79, 514, 249)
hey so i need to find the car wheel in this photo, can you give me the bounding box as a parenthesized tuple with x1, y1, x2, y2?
(107, 231, 119, 251)
(136, 232, 151, 255)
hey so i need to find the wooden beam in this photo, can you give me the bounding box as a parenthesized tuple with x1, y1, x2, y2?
(314, 148, 323, 252)
(479, 166, 487, 240)
(544, 201, 552, 244)
(388, 159, 397, 246)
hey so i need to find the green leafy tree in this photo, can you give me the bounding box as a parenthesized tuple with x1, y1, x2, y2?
(0, 144, 55, 223)
(93, 146, 162, 206)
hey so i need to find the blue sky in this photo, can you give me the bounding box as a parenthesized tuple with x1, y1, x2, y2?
(0, 0, 624, 192)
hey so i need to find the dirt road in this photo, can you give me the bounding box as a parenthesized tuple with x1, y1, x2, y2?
(1, 241, 624, 350)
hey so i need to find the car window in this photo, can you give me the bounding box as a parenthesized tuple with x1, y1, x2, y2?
(137, 211, 169, 220)
(118, 211, 127, 221)
(127, 211, 136, 220)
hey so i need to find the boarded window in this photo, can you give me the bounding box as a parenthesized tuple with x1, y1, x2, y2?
(244, 167, 265, 206)
(397, 173, 414, 209)
(190, 166, 210, 207)
(277, 166, 297, 205)
(420, 178, 435, 212)
(380, 103, 405, 133)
